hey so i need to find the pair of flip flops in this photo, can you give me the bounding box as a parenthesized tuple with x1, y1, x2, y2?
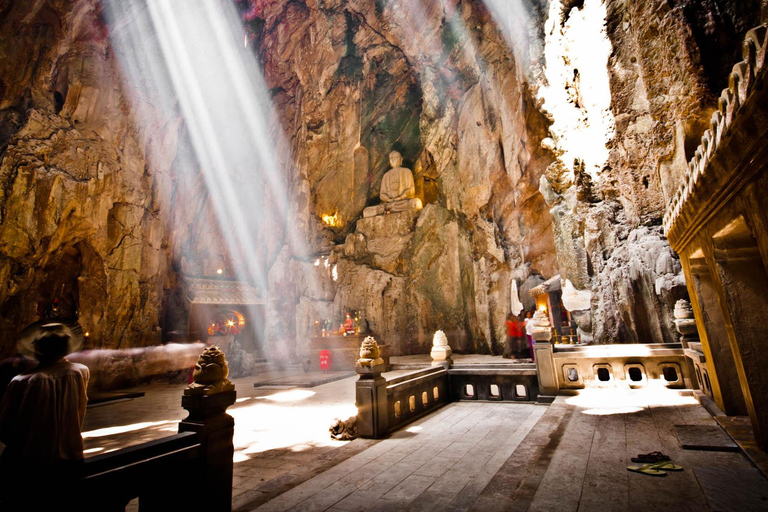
(628, 452, 682, 476)
(627, 460, 684, 476)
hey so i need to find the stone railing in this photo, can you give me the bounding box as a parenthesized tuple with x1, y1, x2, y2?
(447, 364, 540, 402)
(355, 335, 540, 438)
(356, 364, 449, 439)
(386, 366, 451, 434)
(664, 21, 768, 236)
(548, 343, 693, 391)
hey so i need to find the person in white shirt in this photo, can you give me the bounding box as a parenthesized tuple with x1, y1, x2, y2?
(524, 311, 535, 361)
(0, 323, 89, 486)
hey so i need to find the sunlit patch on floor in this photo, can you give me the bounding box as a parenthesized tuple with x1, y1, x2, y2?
(566, 385, 698, 416)
(230, 400, 358, 460)
(255, 389, 316, 403)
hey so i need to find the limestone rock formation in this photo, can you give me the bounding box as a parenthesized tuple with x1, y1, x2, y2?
(0, 0, 762, 361)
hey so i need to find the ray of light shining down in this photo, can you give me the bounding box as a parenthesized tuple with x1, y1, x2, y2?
(102, 1, 313, 352)
(481, 0, 537, 72)
(539, 0, 615, 178)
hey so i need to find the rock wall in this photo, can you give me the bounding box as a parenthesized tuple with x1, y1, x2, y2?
(0, 0, 763, 359)
(538, 0, 763, 343)
(0, 0, 179, 356)
(0, 1, 260, 357)
(249, 0, 558, 357)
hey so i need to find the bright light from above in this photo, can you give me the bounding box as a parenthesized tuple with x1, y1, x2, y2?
(256, 389, 316, 403)
(539, 0, 615, 179)
(101, 0, 316, 344)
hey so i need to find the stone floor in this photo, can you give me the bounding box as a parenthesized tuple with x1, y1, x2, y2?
(79, 358, 766, 511)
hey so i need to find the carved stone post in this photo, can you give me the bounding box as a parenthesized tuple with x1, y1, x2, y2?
(430, 330, 453, 367)
(179, 347, 237, 511)
(674, 299, 700, 347)
(532, 310, 558, 399)
(355, 337, 388, 439)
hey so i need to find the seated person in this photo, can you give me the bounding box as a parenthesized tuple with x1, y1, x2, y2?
(0, 323, 89, 484)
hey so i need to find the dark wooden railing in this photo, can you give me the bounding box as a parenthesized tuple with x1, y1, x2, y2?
(1, 390, 237, 511)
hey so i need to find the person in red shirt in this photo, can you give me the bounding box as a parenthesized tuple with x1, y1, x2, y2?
(504, 314, 524, 359)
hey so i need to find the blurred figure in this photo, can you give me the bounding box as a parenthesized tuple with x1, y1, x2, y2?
(0, 355, 37, 403)
(524, 310, 535, 361)
(504, 313, 525, 359)
(0, 323, 89, 487)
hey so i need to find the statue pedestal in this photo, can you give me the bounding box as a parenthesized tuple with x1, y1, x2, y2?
(363, 198, 422, 218)
(350, 208, 422, 274)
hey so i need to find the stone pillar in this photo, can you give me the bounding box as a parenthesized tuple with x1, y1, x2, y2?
(430, 330, 453, 367)
(684, 250, 747, 416)
(532, 310, 558, 398)
(179, 347, 237, 511)
(355, 337, 389, 439)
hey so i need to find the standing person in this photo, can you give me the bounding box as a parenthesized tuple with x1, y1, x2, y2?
(504, 313, 523, 359)
(524, 311, 535, 361)
(0, 323, 89, 489)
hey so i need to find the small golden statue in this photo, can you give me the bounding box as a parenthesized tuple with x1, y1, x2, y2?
(357, 336, 383, 367)
(184, 346, 235, 395)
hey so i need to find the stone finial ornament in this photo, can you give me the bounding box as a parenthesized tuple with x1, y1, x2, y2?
(184, 346, 235, 395)
(674, 299, 694, 319)
(674, 299, 699, 343)
(531, 309, 554, 342)
(357, 336, 384, 367)
(430, 330, 452, 366)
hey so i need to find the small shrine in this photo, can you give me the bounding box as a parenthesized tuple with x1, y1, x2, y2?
(530, 275, 580, 344)
(304, 310, 391, 372)
(184, 277, 265, 356)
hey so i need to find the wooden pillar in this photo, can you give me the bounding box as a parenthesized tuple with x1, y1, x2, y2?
(703, 216, 768, 449)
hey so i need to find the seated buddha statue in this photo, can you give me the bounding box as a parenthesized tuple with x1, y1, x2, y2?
(363, 151, 422, 218)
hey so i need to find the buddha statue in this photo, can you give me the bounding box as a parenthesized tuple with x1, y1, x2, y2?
(380, 151, 415, 202)
(363, 151, 422, 218)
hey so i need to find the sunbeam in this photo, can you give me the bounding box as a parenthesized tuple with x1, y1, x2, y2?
(101, 0, 317, 358)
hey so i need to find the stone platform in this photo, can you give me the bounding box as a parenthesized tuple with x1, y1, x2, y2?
(71, 356, 763, 511)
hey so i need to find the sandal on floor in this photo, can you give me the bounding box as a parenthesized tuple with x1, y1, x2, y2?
(627, 464, 668, 477)
(650, 461, 683, 472)
(631, 451, 671, 463)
